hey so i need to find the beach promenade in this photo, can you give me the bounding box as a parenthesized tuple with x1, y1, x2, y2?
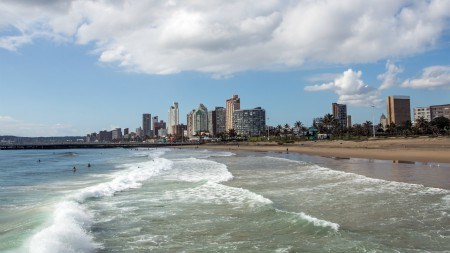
(194, 137, 450, 164)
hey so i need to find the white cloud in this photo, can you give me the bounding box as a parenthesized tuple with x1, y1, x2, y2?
(401, 65, 450, 89)
(378, 61, 404, 90)
(1, 0, 450, 76)
(304, 69, 381, 106)
(0, 115, 77, 136)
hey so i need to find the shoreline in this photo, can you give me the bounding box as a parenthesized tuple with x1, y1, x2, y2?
(179, 137, 450, 164)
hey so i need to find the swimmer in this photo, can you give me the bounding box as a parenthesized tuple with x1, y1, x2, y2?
(87, 163, 91, 168)
(73, 166, 76, 172)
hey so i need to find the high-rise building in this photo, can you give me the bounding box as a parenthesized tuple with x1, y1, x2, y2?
(226, 95, 240, 131)
(332, 103, 347, 128)
(386, 96, 411, 127)
(167, 102, 179, 135)
(112, 128, 122, 141)
(174, 124, 187, 138)
(215, 107, 226, 135)
(193, 104, 208, 135)
(187, 110, 195, 137)
(99, 130, 112, 142)
(207, 106, 226, 137)
(153, 120, 166, 137)
(152, 116, 158, 136)
(233, 107, 266, 136)
(123, 128, 129, 135)
(414, 107, 431, 123)
(430, 104, 450, 120)
(142, 113, 152, 137)
(208, 110, 216, 136)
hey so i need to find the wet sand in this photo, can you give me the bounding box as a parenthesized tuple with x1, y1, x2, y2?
(185, 137, 450, 164)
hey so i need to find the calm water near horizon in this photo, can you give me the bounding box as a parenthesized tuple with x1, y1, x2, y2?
(0, 148, 449, 252)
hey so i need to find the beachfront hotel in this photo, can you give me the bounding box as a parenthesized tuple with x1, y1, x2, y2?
(233, 107, 266, 136)
(386, 96, 411, 127)
(226, 95, 240, 131)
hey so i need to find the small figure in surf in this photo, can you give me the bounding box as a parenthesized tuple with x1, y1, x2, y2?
(73, 166, 76, 172)
(87, 163, 91, 168)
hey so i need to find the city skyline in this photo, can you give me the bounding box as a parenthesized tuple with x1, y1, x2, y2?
(1, 1, 450, 137)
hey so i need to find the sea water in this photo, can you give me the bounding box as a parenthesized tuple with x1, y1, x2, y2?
(0, 148, 449, 252)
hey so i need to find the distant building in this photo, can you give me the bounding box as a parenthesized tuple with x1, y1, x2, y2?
(332, 103, 347, 128)
(193, 104, 208, 135)
(142, 113, 152, 137)
(414, 107, 431, 123)
(174, 124, 187, 138)
(380, 114, 388, 130)
(123, 128, 129, 135)
(136, 127, 143, 138)
(153, 120, 166, 137)
(226, 95, 240, 132)
(158, 128, 167, 138)
(346, 115, 352, 128)
(99, 130, 112, 142)
(112, 128, 122, 141)
(386, 96, 411, 127)
(207, 106, 226, 137)
(430, 104, 450, 120)
(167, 102, 179, 135)
(187, 110, 195, 137)
(233, 107, 266, 136)
(152, 116, 159, 136)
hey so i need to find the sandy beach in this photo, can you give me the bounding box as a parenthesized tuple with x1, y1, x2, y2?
(186, 137, 450, 164)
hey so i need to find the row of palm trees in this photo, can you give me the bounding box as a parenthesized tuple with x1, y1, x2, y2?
(264, 114, 449, 140)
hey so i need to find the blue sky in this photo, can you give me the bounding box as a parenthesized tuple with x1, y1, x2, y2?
(1, 0, 449, 137)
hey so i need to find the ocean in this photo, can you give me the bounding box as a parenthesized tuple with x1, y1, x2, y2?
(0, 148, 449, 252)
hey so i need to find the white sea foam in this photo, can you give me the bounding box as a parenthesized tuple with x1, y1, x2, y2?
(27, 153, 173, 253)
(163, 181, 273, 209)
(28, 201, 99, 253)
(275, 209, 340, 232)
(171, 158, 233, 183)
(74, 158, 173, 202)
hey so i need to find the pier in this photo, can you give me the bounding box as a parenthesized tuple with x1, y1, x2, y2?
(0, 142, 198, 150)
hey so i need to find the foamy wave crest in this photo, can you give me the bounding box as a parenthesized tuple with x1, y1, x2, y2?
(28, 201, 100, 253)
(27, 156, 173, 253)
(173, 158, 233, 183)
(276, 209, 340, 232)
(74, 158, 173, 202)
(163, 181, 272, 209)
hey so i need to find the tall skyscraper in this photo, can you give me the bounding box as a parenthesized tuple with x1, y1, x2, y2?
(167, 102, 179, 135)
(232, 107, 266, 136)
(187, 110, 195, 137)
(152, 116, 158, 136)
(142, 113, 152, 137)
(226, 95, 240, 131)
(386, 96, 411, 127)
(193, 104, 208, 134)
(332, 103, 347, 128)
(208, 107, 226, 137)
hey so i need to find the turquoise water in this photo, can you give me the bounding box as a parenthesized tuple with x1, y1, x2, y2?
(0, 148, 449, 252)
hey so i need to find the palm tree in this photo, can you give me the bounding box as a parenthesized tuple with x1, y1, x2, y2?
(322, 113, 335, 134)
(362, 121, 373, 136)
(294, 121, 304, 136)
(415, 116, 429, 134)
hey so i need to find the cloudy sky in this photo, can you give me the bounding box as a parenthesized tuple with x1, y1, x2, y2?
(1, 0, 449, 136)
